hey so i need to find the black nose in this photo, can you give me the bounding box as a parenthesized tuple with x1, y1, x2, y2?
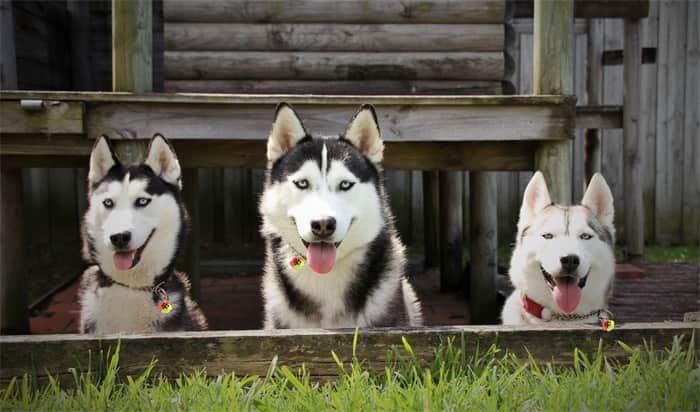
(310, 217, 336, 238)
(110, 231, 131, 249)
(560, 254, 580, 274)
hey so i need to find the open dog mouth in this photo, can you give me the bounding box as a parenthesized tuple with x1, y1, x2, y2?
(540, 265, 590, 314)
(113, 229, 155, 271)
(301, 240, 341, 274)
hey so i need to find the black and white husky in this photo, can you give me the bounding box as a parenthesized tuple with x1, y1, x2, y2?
(259, 103, 423, 329)
(79, 135, 207, 334)
(501, 172, 616, 325)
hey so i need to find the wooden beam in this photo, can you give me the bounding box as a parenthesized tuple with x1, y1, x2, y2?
(165, 23, 505, 52)
(163, 0, 506, 24)
(514, 0, 649, 19)
(0, 101, 84, 135)
(577, 105, 622, 130)
(164, 80, 505, 95)
(469, 172, 498, 324)
(164, 51, 505, 81)
(1, 322, 696, 382)
(623, 19, 644, 257)
(533, 0, 573, 204)
(438, 171, 462, 292)
(601, 47, 656, 66)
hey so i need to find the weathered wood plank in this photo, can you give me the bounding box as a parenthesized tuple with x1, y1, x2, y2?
(533, 0, 573, 204)
(182, 168, 201, 302)
(514, 0, 649, 19)
(681, 0, 700, 245)
(164, 51, 505, 81)
(164, 80, 505, 95)
(577, 106, 622, 130)
(0, 0, 17, 89)
(469, 172, 498, 324)
(655, 0, 686, 245)
(0, 168, 27, 334)
(163, 0, 506, 24)
(623, 19, 644, 257)
(422, 171, 439, 268)
(113, 0, 152, 93)
(165, 23, 505, 52)
(439, 171, 462, 292)
(0, 101, 84, 135)
(1, 323, 696, 382)
(0, 140, 536, 171)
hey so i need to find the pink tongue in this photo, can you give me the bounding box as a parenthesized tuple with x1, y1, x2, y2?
(553, 277, 582, 313)
(306, 243, 337, 274)
(113, 251, 136, 271)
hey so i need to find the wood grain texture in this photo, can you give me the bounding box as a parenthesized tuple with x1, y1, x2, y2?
(577, 105, 622, 130)
(655, 0, 686, 245)
(681, 0, 699, 245)
(422, 171, 440, 268)
(623, 19, 644, 256)
(439, 171, 463, 292)
(1, 323, 696, 382)
(163, 0, 506, 24)
(0, 101, 84, 135)
(164, 80, 505, 95)
(112, 0, 152, 93)
(0, 0, 17, 89)
(164, 51, 505, 81)
(469, 172, 498, 324)
(165, 23, 505, 52)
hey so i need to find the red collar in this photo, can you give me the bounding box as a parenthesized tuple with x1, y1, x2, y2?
(522, 294, 544, 318)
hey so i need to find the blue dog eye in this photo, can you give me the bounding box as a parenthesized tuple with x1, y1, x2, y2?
(580, 233, 593, 240)
(339, 180, 355, 191)
(135, 197, 151, 207)
(293, 179, 309, 190)
(102, 199, 114, 209)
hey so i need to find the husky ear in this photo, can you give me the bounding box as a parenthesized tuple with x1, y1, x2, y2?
(88, 135, 118, 186)
(343, 104, 383, 163)
(267, 103, 308, 162)
(582, 173, 614, 231)
(518, 171, 552, 231)
(145, 134, 182, 188)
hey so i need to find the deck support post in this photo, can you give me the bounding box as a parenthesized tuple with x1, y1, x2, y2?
(623, 18, 644, 258)
(533, 0, 573, 204)
(439, 171, 462, 292)
(469, 172, 498, 324)
(422, 171, 440, 269)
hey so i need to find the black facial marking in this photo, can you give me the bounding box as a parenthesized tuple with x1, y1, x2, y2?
(269, 137, 380, 187)
(270, 237, 321, 317)
(587, 216, 614, 245)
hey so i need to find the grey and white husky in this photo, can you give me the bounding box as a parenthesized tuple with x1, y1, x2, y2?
(79, 135, 207, 334)
(501, 172, 616, 325)
(259, 103, 423, 329)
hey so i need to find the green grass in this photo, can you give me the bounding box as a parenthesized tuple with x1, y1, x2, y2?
(2, 336, 698, 411)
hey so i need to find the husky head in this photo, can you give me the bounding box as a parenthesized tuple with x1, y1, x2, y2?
(82, 135, 186, 287)
(510, 172, 615, 314)
(260, 103, 386, 274)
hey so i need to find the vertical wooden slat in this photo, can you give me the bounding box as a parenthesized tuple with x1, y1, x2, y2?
(385, 170, 412, 245)
(640, 0, 658, 244)
(584, 20, 604, 187)
(67, 0, 94, 91)
(422, 171, 440, 268)
(469, 172, 498, 324)
(461, 172, 470, 246)
(602, 19, 624, 240)
(183, 169, 201, 302)
(655, 0, 687, 245)
(623, 18, 644, 257)
(533, 0, 573, 204)
(410, 170, 424, 253)
(212, 168, 225, 243)
(439, 171, 462, 292)
(682, 0, 700, 245)
(572, 32, 587, 200)
(0, 0, 17, 89)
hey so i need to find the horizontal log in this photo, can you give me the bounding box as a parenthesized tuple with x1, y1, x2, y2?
(1, 323, 697, 382)
(576, 105, 623, 129)
(163, 0, 505, 24)
(164, 80, 505, 95)
(0, 139, 535, 171)
(514, 0, 649, 19)
(164, 51, 505, 81)
(0, 101, 83, 135)
(601, 47, 657, 66)
(164, 23, 505, 52)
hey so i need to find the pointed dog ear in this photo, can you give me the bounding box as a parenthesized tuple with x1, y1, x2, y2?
(518, 171, 552, 233)
(145, 134, 182, 188)
(343, 104, 383, 163)
(88, 135, 119, 186)
(267, 103, 308, 162)
(582, 173, 615, 232)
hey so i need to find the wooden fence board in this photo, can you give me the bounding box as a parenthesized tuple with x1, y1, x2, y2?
(655, 0, 687, 245)
(165, 23, 505, 52)
(0, 323, 696, 382)
(163, 0, 506, 24)
(640, 0, 658, 244)
(682, 0, 700, 245)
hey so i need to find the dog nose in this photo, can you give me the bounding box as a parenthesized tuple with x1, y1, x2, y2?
(110, 231, 132, 249)
(310, 217, 336, 238)
(560, 254, 580, 274)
